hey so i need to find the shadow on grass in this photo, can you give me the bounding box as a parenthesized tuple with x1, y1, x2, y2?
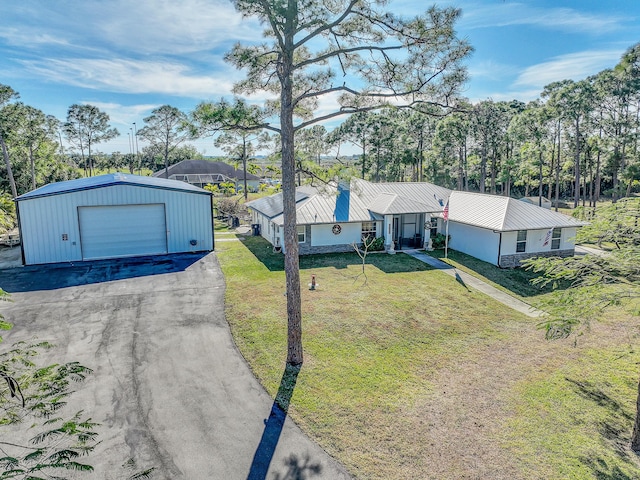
(430, 248, 565, 298)
(578, 457, 636, 480)
(566, 377, 640, 479)
(242, 236, 434, 274)
(247, 363, 322, 480)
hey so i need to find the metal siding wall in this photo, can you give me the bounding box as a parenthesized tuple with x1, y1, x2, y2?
(19, 185, 213, 264)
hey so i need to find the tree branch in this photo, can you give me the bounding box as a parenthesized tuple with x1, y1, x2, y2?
(293, 0, 359, 48)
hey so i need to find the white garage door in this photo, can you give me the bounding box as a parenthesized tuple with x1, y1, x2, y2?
(79, 204, 168, 260)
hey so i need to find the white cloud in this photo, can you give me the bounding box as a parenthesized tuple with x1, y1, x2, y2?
(468, 61, 519, 81)
(91, 0, 263, 55)
(514, 49, 625, 89)
(0, 27, 73, 48)
(87, 102, 159, 126)
(5, 0, 262, 57)
(461, 3, 627, 34)
(22, 58, 238, 97)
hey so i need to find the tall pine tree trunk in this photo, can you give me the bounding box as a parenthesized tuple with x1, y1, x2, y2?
(480, 145, 487, 193)
(457, 146, 464, 190)
(1, 135, 17, 198)
(280, 0, 303, 366)
(538, 150, 543, 207)
(554, 122, 561, 212)
(29, 144, 36, 190)
(242, 137, 248, 201)
(573, 117, 581, 208)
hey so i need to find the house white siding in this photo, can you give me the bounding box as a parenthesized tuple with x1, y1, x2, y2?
(560, 227, 578, 249)
(19, 184, 213, 265)
(311, 223, 361, 247)
(447, 222, 500, 265)
(501, 227, 578, 255)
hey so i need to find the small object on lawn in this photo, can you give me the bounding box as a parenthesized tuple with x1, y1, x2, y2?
(309, 274, 318, 290)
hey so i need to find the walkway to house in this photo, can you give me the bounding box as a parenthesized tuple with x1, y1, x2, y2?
(215, 226, 251, 243)
(404, 250, 545, 318)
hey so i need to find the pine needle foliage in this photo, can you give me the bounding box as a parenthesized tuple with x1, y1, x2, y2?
(524, 198, 640, 339)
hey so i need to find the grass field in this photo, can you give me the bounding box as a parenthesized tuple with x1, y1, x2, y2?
(216, 231, 640, 479)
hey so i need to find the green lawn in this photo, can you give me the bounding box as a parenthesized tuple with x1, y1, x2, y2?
(428, 248, 558, 301)
(216, 232, 640, 479)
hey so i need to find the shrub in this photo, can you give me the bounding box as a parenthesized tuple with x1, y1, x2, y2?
(362, 235, 385, 251)
(431, 233, 450, 249)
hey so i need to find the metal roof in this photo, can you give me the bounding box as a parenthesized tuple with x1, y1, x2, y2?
(448, 191, 587, 231)
(16, 173, 211, 201)
(249, 178, 587, 232)
(261, 179, 448, 226)
(353, 178, 449, 213)
(367, 193, 436, 215)
(291, 184, 374, 225)
(245, 187, 314, 219)
(152, 160, 260, 181)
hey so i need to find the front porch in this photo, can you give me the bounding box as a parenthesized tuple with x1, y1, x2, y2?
(383, 213, 436, 250)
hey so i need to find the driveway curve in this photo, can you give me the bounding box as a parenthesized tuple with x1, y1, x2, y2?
(0, 252, 350, 480)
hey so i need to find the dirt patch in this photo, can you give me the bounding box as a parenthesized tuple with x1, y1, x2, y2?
(377, 319, 635, 479)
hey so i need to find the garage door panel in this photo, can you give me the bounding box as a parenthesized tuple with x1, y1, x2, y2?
(79, 204, 167, 260)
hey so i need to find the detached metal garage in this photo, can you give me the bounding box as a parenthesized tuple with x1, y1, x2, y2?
(15, 173, 214, 265)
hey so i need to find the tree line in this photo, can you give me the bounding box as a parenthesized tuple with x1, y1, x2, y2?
(2, 43, 638, 210)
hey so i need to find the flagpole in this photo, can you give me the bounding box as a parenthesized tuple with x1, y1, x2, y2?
(445, 216, 449, 259)
(443, 198, 450, 259)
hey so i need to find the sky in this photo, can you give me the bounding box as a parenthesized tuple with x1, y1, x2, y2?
(1, 0, 639, 157)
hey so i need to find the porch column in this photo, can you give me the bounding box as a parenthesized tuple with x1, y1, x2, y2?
(383, 215, 393, 248)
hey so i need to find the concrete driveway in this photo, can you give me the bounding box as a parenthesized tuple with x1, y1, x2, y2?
(0, 252, 350, 480)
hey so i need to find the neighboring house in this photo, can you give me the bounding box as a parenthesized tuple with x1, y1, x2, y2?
(246, 178, 587, 267)
(519, 196, 552, 209)
(15, 173, 214, 265)
(153, 160, 261, 191)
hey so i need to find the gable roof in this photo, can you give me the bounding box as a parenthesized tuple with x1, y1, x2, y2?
(367, 192, 436, 215)
(16, 172, 210, 201)
(153, 160, 260, 181)
(247, 178, 587, 232)
(246, 185, 316, 219)
(249, 179, 449, 226)
(448, 191, 587, 231)
(352, 178, 449, 213)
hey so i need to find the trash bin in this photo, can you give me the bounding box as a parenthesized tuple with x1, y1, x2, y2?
(251, 223, 261, 236)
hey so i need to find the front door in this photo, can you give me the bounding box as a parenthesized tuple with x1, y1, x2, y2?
(392, 216, 400, 247)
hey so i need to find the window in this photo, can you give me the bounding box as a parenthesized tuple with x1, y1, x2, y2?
(361, 221, 376, 241)
(516, 230, 527, 253)
(551, 228, 561, 250)
(430, 217, 438, 238)
(297, 225, 306, 243)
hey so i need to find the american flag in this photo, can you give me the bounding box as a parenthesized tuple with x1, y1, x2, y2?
(542, 227, 553, 247)
(443, 201, 449, 222)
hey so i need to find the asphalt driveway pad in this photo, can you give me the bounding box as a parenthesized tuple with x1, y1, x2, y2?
(0, 253, 350, 480)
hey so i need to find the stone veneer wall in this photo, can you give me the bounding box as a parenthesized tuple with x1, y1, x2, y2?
(299, 243, 355, 255)
(499, 249, 574, 268)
